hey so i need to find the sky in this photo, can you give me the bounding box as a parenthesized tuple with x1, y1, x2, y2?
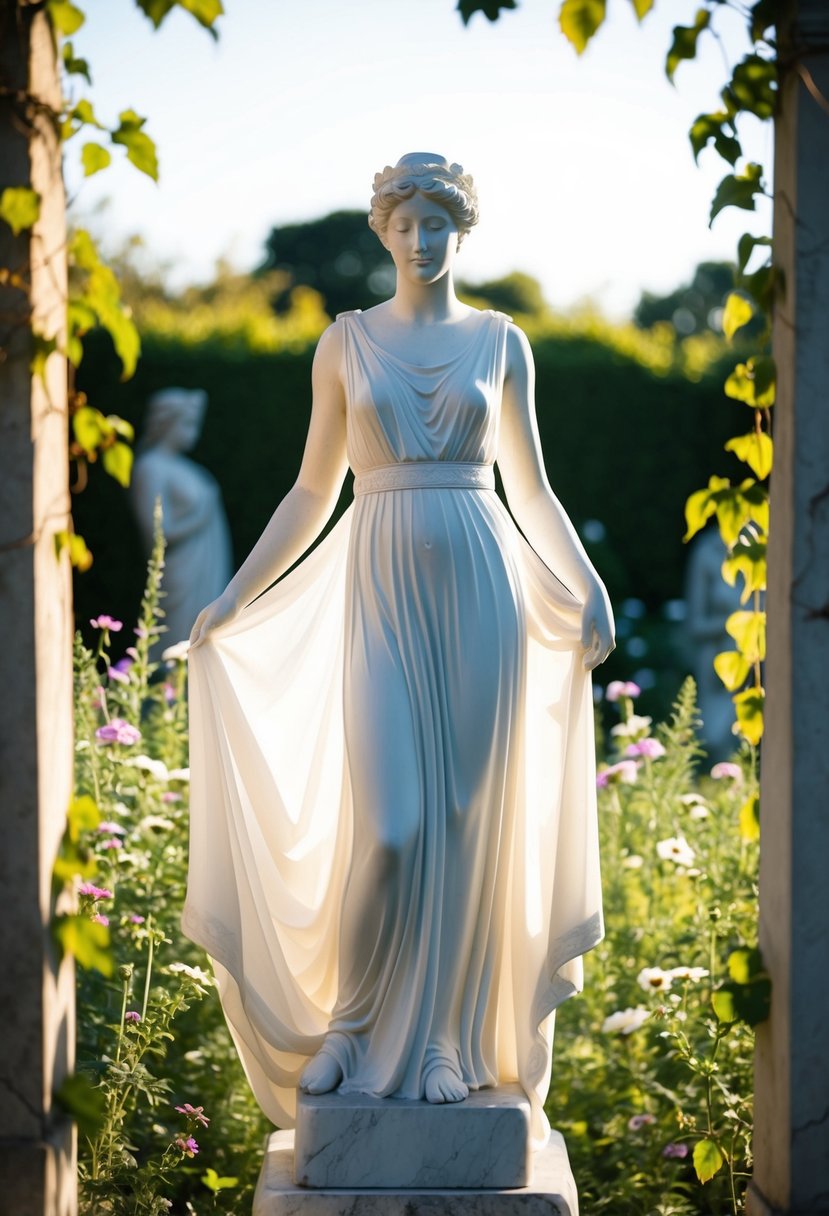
(65, 0, 774, 318)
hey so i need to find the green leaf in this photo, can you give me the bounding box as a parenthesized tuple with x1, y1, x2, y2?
(741, 262, 777, 315)
(73, 406, 108, 455)
(693, 1138, 725, 1183)
(728, 53, 777, 120)
(0, 187, 41, 235)
(724, 357, 776, 408)
(628, 0, 654, 19)
(69, 228, 100, 272)
(202, 1167, 239, 1193)
(80, 142, 111, 177)
(107, 415, 135, 441)
(683, 475, 729, 542)
(559, 0, 607, 54)
(725, 431, 773, 480)
(31, 331, 57, 383)
(712, 988, 738, 1023)
(714, 650, 751, 692)
(726, 609, 766, 662)
(722, 292, 754, 340)
(710, 163, 764, 226)
(111, 110, 159, 181)
(456, 0, 517, 20)
(689, 111, 741, 166)
(54, 1072, 107, 1141)
(61, 41, 91, 82)
(136, 0, 223, 33)
(103, 441, 134, 488)
(722, 533, 767, 602)
(54, 529, 93, 571)
(750, 0, 776, 42)
(737, 232, 773, 273)
(47, 0, 85, 35)
(729, 946, 764, 984)
(739, 793, 760, 841)
(67, 795, 100, 842)
(666, 9, 710, 83)
(53, 914, 112, 975)
(733, 685, 764, 744)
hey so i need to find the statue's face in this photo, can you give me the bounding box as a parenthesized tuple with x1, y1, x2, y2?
(167, 406, 203, 453)
(382, 192, 459, 286)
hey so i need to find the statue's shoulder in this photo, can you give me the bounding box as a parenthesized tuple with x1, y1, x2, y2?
(484, 308, 515, 324)
(334, 309, 363, 321)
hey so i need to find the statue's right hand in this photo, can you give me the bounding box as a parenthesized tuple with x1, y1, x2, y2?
(189, 591, 240, 651)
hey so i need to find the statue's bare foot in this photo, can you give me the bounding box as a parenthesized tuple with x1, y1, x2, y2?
(300, 1050, 343, 1094)
(425, 1065, 469, 1104)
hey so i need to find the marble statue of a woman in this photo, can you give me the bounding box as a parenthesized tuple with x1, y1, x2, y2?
(183, 154, 615, 1148)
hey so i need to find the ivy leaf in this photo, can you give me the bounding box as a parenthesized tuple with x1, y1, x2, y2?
(67, 795, 100, 842)
(54, 914, 111, 974)
(202, 1167, 240, 1193)
(81, 142, 111, 177)
(0, 186, 41, 235)
(729, 946, 765, 985)
(710, 163, 764, 226)
(457, 0, 517, 20)
(666, 8, 710, 83)
(733, 685, 765, 745)
(47, 0, 86, 35)
(136, 0, 223, 34)
(628, 0, 654, 19)
(559, 0, 607, 55)
(739, 793, 760, 841)
(726, 609, 766, 663)
(689, 112, 741, 166)
(711, 988, 738, 1023)
(55, 1072, 107, 1142)
(714, 947, 771, 1025)
(724, 356, 776, 408)
(111, 109, 159, 181)
(722, 292, 754, 340)
(693, 1138, 725, 1184)
(725, 431, 773, 480)
(750, 0, 776, 42)
(741, 262, 777, 315)
(737, 232, 772, 273)
(62, 41, 91, 82)
(31, 331, 57, 383)
(714, 650, 751, 692)
(683, 475, 729, 542)
(722, 533, 767, 602)
(727, 53, 777, 120)
(102, 441, 134, 488)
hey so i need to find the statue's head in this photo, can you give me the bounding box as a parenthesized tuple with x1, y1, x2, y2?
(140, 388, 207, 454)
(368, 154, 479, 248)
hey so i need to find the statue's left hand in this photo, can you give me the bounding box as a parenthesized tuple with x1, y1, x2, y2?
(580, 580, 616, 672)
(189, 591, 241, 651)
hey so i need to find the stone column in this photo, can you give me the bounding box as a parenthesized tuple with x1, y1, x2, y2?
(748, 2, 829, 1212)
(0, 4, 76, 1214)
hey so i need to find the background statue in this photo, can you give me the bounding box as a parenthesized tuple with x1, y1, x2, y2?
(183, 155, 614, 1149)
(130, 388, 233, 659)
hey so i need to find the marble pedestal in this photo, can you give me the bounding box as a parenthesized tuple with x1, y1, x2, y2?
(294, 1086, 532, 1189)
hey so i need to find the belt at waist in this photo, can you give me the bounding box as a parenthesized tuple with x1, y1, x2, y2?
(353, 461, 495, 496)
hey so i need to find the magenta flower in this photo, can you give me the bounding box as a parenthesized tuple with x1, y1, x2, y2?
(107, 661, 131, 685)
(92, 913, 110, 927)
(174, 1135, 199, 1156)
(78, 882, 113, 901)
(175, 1103, 210, 1127)
(95, 718, 141, 746)
(662, 1142, 689, 1159)
(606, 680, 641, 702)
(90, 615, 123, 632)
(125, 1010, 141, 1024)
(628, 1113, 656, 1131)
(625, 738, 666, 760)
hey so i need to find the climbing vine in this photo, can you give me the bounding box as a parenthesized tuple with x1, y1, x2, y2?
(460, 0, 777, 747)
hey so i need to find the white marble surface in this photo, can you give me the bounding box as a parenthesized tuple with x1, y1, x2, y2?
(294, 1085, 531, 1189)
(253, 1129, 578, 1216)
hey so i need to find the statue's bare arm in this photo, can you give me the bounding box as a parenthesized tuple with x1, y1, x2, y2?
(190, 322, 349, 647)
(498, 322, 616, 671)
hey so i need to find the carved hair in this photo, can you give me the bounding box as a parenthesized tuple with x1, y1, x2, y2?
(137, 387, 206, 454)
(368, 153, 479, 246)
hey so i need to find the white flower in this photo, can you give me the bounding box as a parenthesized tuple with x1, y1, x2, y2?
(669, 966, 710, 983)
(162, 639, 190, 662)
(139, 814, 175, 833)
(679, 792, 707, 807)
(656, 836, 695, 867)
(637, 967, 674, 993)
(128, 754, 170, 781)
(168, 962, 214, 986)
(610, 714, 653, 739)
(689, 805, 710, 820)
(167, 767, 190, 782)
(602, 1006, 651, 1035)
(622, 854, 644, 869)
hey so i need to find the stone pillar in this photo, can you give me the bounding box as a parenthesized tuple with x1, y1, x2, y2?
(0, 4, 76, 1214)
(748, 2, 829, 1212)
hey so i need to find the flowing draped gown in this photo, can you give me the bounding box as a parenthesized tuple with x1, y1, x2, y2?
(182, 308, 603, 1146)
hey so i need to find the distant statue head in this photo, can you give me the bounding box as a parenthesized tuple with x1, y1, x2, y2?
(138, 387, 207, 455)
(368, 154, 479, 247)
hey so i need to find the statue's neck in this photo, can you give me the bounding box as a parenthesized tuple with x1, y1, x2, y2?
(388, 270, 465, 325)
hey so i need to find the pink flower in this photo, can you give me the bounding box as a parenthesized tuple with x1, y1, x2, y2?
(101, 837, 123, 850)
(97, 822, 126, 836)
(161, 791, 182, 804)
(129, 914, 145, 924)
(91, 685, 106, 710)
(107, 661, 131, 685)
(95, 718, 141, 746)
(125, 1010, 141, 1024)
(90, 615, 123, 632)
(175, 1103, 210, 1127)
(628, 1113, 656, 1131)
(162, 682, 176, 704)
(78, 882, 113, 901)
(662, 1142, 689, 1159)
(92, 913, 109, 926)
(174, 1135, 199, 1156)
(625, 738, 666, 759)
(606, 680, 641, 702)
(596, 759, 638, 788)
(711, 762, 742, 781)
